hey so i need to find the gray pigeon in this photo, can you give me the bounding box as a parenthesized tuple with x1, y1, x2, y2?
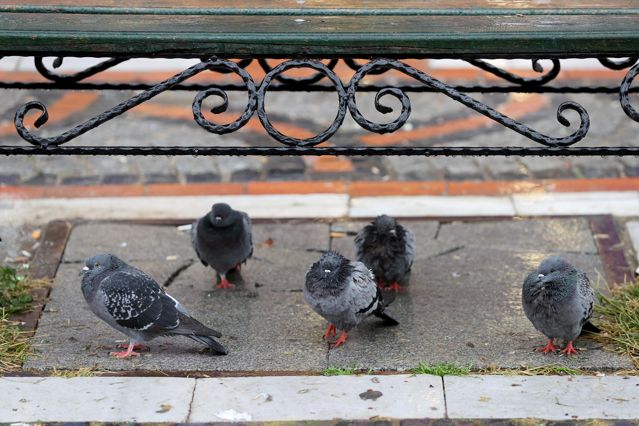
(80, 253, 227, 358)
(191, 203, 253, 289)
(522, 256, 595, 356)
(354, 215, 416, 292)
(304, 251, 399, 349)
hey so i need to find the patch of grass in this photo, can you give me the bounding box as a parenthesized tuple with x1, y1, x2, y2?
(594, 281, 639, 366)
(0, 309, 31, 372)
(0, 265, 33, 314)
(322, 366, 358, 376)
(521, 364, 583, 376)
(50, 367, 98, 378)
(410, 362, 471, 376)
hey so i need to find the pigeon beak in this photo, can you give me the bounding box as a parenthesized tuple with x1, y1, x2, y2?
(389, 229, 397, 237)
(324, 269, 331, 274)
(537, 273, 545, 279)
(215, 216, 222, 223)
(79, 266, 89, 276)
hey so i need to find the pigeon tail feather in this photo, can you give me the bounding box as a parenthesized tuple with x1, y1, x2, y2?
(581, 321, 600, 334)
(187, 334, 228, 355)
(373, 310, 399, 326)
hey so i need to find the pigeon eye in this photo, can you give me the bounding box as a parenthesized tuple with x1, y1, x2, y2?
(95, 262, 100, 267)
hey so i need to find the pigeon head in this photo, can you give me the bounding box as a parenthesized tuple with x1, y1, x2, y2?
(208, 203, 238, 227)
(536, 256, 576, 281)
(373, 214, 398, 239)
(524, 256, 578, 299)
(306, 251, 353, 293)
(81, 253, 126, 277)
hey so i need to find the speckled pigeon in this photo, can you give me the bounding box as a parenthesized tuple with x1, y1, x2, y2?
(522, 256, 595, 356)
(354, 215, 416, 292)
(191, 203, 253, 289)
(80, 253, 227, 358)
(304, 251, 399, 349)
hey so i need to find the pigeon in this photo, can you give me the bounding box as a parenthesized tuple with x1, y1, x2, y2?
(522, 256, 595, 356)
(304, 251, 399, 349)
(354, 215, 416, 292)
(80, 253, 227, 358)
(191, 203, 253, 289)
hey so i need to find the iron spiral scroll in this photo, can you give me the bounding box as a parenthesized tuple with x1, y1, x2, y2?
(7, 56, 639, 156)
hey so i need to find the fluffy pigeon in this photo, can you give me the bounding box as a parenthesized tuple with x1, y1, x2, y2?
(80, 253, 227, 358)
(354, 215, 416, 292)
(191, 203, 253, 289)
(304, 251, 399, 349)
(522, 256, 596, 356)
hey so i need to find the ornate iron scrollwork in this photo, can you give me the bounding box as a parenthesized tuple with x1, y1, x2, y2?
(465, 59, 561, 87)
(598, 57, 638, 70)
(34, 57, 128, 83)
(620, 62, 639, 122)
(348, 59, 588, 147)
(9, 56, 639, 155)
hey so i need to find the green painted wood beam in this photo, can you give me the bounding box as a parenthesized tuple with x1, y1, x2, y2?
(0, 8, 637, 57)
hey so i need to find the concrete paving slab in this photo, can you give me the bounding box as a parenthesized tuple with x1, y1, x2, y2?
(445, 375, 639, 420)
(63, 223, 192, 263)
(189, 374, 445, 422)
(24, 219, 632, 373)
(326, 244, 630, 370)
(435, 218, 598, 254)
(26, 222, 331, 372)
(349, 196, 515, 218)
(0, 377, 195, 422)
(513, 192, 639, 216)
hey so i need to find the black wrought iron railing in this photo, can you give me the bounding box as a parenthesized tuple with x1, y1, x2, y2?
(1, 56, 638, 156)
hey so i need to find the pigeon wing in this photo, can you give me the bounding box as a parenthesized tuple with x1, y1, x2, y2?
(98, 269, 178, 332)
(347, 261, 379, 318)
(191, 219, 208, 266)
(577, 272, 595, 327)
(401, 225, 416, 271)
(241, 211, 254, 260)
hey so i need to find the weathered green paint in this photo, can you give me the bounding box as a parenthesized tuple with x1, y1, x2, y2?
(0, 5, 637, 57)
(2, 6, 639, 16)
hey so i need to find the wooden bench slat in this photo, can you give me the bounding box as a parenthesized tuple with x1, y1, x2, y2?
(2, 0, 638, 12)
(0, 4, 638, 57)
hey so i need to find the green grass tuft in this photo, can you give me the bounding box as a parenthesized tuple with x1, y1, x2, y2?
(594, 281, 639, 366)
(521, 364, 582, 376)
(0, 265, 33, 315)
(410, 362, 471, 376)
(0, 309, 31, 372)
(322, 366, 358, 376)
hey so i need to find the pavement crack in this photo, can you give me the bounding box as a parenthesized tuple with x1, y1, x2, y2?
(163, 258, 195, 288)
(433, 222, 443, 240)
(425, 245, 465, 260)
(186, 379, 198, 422)
(441, 376, 449, 419)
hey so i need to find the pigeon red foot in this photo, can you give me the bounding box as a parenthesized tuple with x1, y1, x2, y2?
(117, 343, 149, 351)
(110, 342, 142, 358)
(331, 331, 349, 349)
(388, 282, 404, 292)
(560, 341, 579, 356)
(536, 339, 558, 354)
(323, 323, 337, 340)
(216, 277, 235, 289)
